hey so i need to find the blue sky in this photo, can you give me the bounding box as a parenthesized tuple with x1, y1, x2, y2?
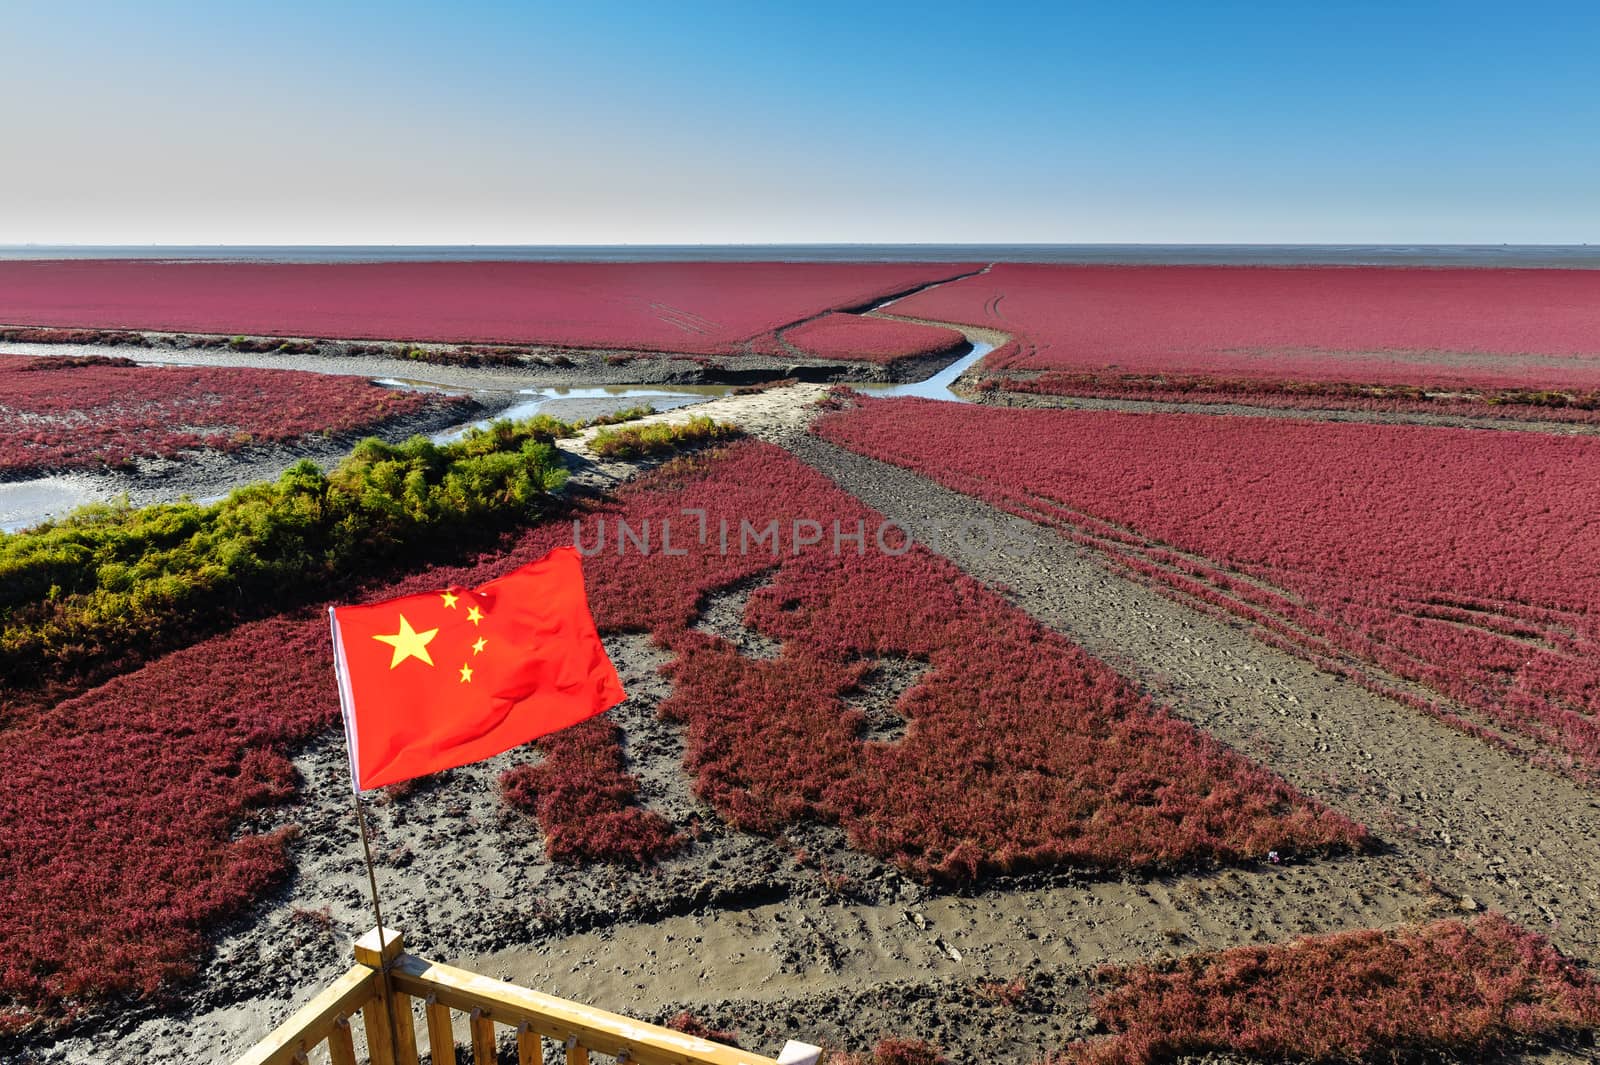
(2, 1, 1596, 243)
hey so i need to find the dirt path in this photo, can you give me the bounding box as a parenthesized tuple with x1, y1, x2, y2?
(469, 855, 1430, 1021)
(970, 387, 1600, 436)
(783, 435, 1600, 965)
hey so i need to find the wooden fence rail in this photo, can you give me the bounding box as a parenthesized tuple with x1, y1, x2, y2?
(234, 927, 822, 1065)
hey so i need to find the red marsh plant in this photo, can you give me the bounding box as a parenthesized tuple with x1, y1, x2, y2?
(889, 263, 1600, 414)
(0, 260, 976, 356)
(1060, 913, 1600, 1064)
(750, 313, 967, 365)
(0, 353, 462, 475)
(815, 397, 1600, 779)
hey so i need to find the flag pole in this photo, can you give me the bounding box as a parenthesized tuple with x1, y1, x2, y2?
(350, 790, 407, 1058)
(352, 790, 388, 946)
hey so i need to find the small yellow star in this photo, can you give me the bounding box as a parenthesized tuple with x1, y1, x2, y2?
(458, 662, 474, 683)
(440, 590, 459, 609)
(472, 637, 487, 655)
(466, 604, 484, 626)
(372, 615, 438, 669)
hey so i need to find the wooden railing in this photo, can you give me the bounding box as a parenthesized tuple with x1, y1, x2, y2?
(234, 927, 822, 1065)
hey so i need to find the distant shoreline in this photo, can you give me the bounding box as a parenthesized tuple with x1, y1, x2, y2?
(2, 243, 1598, 267)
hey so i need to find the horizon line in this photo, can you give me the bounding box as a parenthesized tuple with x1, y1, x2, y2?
(4, 241, 1596, 250)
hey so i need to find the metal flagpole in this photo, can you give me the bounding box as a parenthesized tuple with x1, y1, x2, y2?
(352, 790, 388, 947)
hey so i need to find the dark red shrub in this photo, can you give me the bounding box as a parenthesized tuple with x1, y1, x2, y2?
(831, 1038, 948, 1065)
(664, 1011, 741, 1047)
(501, 718, 682, 865)
(0, 440, 1362, 1028)
(1060, 914, 1600, 1065)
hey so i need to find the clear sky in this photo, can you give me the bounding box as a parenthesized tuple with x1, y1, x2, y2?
(2, 0, 1597, 244)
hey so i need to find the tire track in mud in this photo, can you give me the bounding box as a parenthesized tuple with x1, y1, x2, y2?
(783, 434, 1600, 965)
(464, 855, 1432, 1040)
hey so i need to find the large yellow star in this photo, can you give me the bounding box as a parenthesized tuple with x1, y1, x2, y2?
(372, 614, 438, 669)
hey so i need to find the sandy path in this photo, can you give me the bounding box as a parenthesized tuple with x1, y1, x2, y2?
(784, 435, 1600, 965)
(469, 856, 1428, 1017)
(971, 388, 1600, 436)
(555, 384, 830, 490)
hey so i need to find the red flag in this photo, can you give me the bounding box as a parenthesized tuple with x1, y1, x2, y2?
(329, 546, 623, 791)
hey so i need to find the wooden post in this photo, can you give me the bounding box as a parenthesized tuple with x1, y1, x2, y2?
(470, 1006, 496, 1065)
(392, 991, 422, 1065)
(354, 927, 407, 1065)
(516, 1021, 540, 1065)
(328, 1015, 358, 1065)
(360, 993, 398, 1065)
(425, 994, 455, 1064)
(565, 1034, 590, 1065)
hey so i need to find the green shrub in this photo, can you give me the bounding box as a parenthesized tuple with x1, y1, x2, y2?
(590, 416, 741, 460)
(0, 417, 574, 694)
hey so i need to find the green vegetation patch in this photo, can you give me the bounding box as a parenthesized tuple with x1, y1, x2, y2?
(590, 415, 742, 460)
(0, 417, 584, 699)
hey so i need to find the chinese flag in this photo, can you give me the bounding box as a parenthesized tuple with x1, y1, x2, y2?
(329, 546, 623, 791)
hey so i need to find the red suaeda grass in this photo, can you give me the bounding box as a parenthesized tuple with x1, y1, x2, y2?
(831, 1039, 948, 1065)
(0, 354, 457, 474)
(814, 398, 1600, 777)
(0, 261, 974, 355)
(1060, 913, 1600, 1065)
(500, 717, 682, 865)
(0, 441, 1363, 1028)
(887, 264, 1600, 414)
(572, 441, 1363, 881)
(748, 313, 967, 365)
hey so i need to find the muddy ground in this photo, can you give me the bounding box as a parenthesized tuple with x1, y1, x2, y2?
(0, 328, 960, 391)
(9, 354, 1600, 1065)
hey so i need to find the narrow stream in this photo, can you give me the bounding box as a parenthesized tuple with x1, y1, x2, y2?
(856, 339, 990, 401)
(0, 479, 105, 533)
(1, 332, 990, 532)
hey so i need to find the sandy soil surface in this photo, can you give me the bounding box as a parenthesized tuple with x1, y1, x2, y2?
(13, 362, 1600, 1065)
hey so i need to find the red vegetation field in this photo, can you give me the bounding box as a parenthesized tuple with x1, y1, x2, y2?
(749, 313, 968, 365)
(572, 442, 1363, 880)
(0, 354, 455, 474)
(0, 441, 1363, 1028)
(887, 265, 1600, 413)
(815, 399, 1600, 777)
(0, 261, 973, 355)
(1062, 913, 1600, 1064)
(0, 613, 330, 1029)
